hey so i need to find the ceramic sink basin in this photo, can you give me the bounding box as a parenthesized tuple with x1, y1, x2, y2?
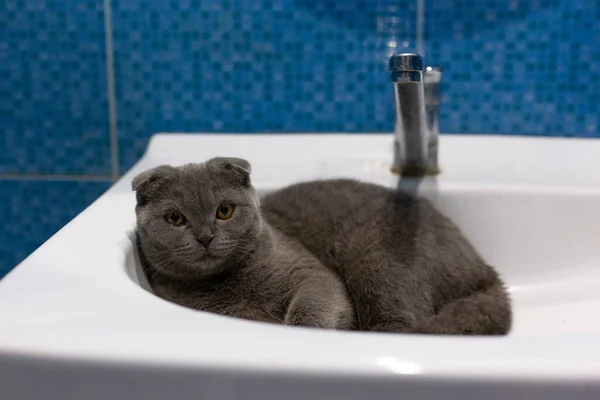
(0, 133, 599, 399)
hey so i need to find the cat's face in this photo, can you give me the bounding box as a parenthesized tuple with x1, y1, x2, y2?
(133, 158, 261, 279)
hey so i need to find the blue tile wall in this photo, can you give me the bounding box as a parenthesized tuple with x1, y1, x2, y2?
(111, 0, 417, 171)
(0, 0, 599, 277)
(0, 0, 112, 174)
(424, 0, 600, 135)
(0, 180, 110, 276)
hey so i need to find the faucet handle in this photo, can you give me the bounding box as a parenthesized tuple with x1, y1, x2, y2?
(423, 66, 442, 173)
(389, 53, 424, 82)
(424, 66, 442, 106)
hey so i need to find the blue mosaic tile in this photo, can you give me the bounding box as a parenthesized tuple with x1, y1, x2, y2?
(0, 179, 110, 277)
(0, 0, 112, 174)
(424, 0, 600, 136)
(112, 0, 416, 172)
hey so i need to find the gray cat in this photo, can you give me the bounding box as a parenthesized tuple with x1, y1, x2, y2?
(133, 158, 512, 335)
(133, 157, 354, 329)
(262, 179, 512, 335)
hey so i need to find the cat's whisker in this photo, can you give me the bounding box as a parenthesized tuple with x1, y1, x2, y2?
(149, 254, 182, 278)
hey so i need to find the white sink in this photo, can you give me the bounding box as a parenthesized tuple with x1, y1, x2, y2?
(1, 133, 599, 399)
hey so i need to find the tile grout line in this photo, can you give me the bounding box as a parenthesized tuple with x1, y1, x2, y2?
(0, 174, 114, 182)
(416, 0, 424, 55)
(103, 0, 119, 181)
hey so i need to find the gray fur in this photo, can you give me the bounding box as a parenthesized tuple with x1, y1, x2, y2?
(262, 179, 512, 335)
(133, 159, 354, 330)
(134, 159, 512, 335)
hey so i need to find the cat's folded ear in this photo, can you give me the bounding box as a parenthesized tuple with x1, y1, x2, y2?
(131, 165, 177, 203)
(207, 157, 252, 187)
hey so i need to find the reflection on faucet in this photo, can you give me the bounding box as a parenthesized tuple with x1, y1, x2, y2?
(389, 53, 441, 176)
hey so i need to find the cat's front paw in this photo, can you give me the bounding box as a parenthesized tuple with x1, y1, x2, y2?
(368, 313, 417, 333)
(285, 304, 354, 330)
(284, 291, 355, 330)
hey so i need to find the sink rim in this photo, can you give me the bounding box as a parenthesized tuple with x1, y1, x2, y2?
(1, 133, 600, 387)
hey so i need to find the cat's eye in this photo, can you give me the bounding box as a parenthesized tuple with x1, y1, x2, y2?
(216, 203, 234, 220)
(166, 211, 187, 226)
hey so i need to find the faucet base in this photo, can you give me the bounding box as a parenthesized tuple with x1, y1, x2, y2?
(391, 139, 440, 177)
(390, 164, 440, 177)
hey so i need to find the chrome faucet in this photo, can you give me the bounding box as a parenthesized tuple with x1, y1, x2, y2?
(389, 53, 441, 176)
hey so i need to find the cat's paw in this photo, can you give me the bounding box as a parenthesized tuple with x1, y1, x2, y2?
(368, 312, 417, 333)
(284, 305, 353, 330)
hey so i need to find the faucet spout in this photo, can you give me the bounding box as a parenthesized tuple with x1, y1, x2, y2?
(389, 53, 439, 176)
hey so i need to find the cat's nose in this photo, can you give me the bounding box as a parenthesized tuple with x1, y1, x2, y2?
(197, 236, 214, 249)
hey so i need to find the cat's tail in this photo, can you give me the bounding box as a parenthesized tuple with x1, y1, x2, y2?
(412, 280, 512, 335)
